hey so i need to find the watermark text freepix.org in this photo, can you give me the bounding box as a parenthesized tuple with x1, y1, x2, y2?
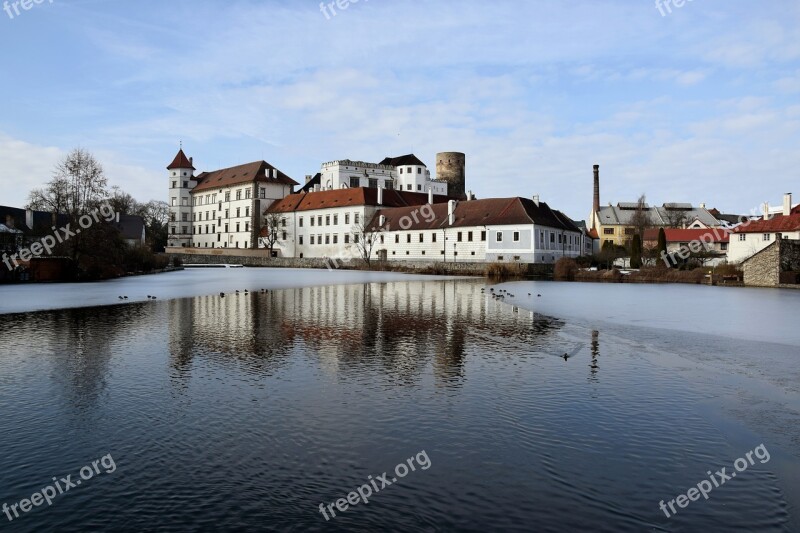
(659, 443, 770, 518)
(655, 0, 694, 17)
(318, 450, 431, 521)
(3, 454, 116, 522)
(3, 0, 53, 20)
(2, 203, 117, 272)
(320, 0, 369, 20)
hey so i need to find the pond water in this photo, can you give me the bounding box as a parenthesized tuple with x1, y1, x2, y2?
(0, 270, 797, 532)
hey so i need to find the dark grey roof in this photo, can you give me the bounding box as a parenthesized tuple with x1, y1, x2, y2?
(299, 173, 322, 193)
(595, 203, 720, 226)
(115, 215, 145, 241)
(379, 154, 427, 167)
(0, 205, 70, 236)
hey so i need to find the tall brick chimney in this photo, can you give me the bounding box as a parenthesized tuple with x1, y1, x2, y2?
(592, 164, 600, 228)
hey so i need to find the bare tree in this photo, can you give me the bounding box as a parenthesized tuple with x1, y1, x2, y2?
(260, 211, 283, 255)
(663, 208, 689, 228)
(629, 194, 652, 240)
(27, 149, 108, 219)
(352, 220, 381, 267)
(106, 186, 140, 215)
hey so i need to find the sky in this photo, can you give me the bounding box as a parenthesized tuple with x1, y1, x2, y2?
(1, 0, 799, 220)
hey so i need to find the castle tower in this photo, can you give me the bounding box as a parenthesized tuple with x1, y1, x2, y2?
(436, 152, 466, 199)
(167, 148, 197, 248)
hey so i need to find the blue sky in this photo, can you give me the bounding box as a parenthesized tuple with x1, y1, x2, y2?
(1, 0, 799, 220)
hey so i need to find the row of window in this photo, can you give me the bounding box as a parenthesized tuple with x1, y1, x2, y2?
(300, 213, 358, 227)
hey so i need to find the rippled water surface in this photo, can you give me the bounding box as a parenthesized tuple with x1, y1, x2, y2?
(0, 271, 798, 532)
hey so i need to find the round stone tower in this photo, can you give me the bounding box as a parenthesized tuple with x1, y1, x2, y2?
(436, 152, 466, 199)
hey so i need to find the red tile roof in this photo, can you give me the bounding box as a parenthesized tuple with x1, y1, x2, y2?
(732, 213, 800, 233)
(193, 161, 298, 193)
(643, 228, 730, 243)
(167, 149, 195, 170)
(587, 228, 599, 239)
(266, 188, 449, 214)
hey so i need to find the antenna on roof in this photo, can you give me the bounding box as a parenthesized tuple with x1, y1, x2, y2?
(179, 140, 182, 150)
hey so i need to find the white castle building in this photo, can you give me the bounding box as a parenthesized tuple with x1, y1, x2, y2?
(302, 154, 449, 196)
(166, 149, 298, 249)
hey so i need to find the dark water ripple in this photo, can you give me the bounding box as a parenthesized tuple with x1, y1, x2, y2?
(0, 279, 795, 532)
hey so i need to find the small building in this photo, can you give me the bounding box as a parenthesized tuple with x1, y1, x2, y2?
(643, 227, 730, 266)
(741, 239, 800, 287)
(115, 214, 146, 247)
(368, 196, 584, 264)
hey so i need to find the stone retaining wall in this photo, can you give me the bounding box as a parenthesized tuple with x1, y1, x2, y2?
(742, 240, 800, 287)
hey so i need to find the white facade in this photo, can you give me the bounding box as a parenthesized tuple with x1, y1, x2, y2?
(728, 230, 800, 263)
(267, 204, 376, 260)
(191, 181, 293, 250)
(317, 159, 448, 195)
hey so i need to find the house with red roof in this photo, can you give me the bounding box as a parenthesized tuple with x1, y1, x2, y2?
(166, 149, 298, 249)
(728, 212, 800, 263)
(643, 227, 730, 266)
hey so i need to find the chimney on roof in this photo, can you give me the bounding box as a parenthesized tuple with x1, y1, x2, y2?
(533, 195, 540, 207)
(379, 214, 386, 227)
(763, 201, 771, 220)
(700, 202, 706, 209)
(593, 165, 600, 220)
(25, 209, 33, 230)
(189, 157, 193, 166)
(467, 190, 474, 200)
(428, 187, 433, 205)
(448, 200, 456, 226)
(305, 175, 312, 183)
(784, 193, 792, 216)
(314, 184, 321, 192)
(377, 185, 384, 206)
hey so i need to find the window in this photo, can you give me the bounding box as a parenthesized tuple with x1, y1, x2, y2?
(245, 207, 250, 217)
(225, 209, 229, 219)
(432, 233, 437, 243)
(183, 182, 187, 188)
(395, 235, 400, 243)
(311, 217, 315, 227)
(721, 243, 728, 250)
(299, 236, 304, 245)
(172, 181, 176, 188)
(282, 231, 287, 240)
(407, 167, 412, 174)
(318, 234, 322, 244)
(349, 177, 360, 188)
(311, 235, 315, 245)
(299, 217, 304, 227)
(236, 223, 240, 232)
(318, 216, 323, 226)
(624, 227, 635, 235)
(355, 214, 360, 224)
(406, 184, 412, 191)
(345, 234, 350, 244)
(345, 214, 350, 225)
(603, 228, 614, 235)
(419, 233, 424, 243)
(354, 234, 360, 244)
(457, 232, 463, 242)
(224, 224, 229, 232)
(380, 235, 384, 244)
(260, 188, 266, 199)
(245, 189, 251, 199)
(468, 231, 473, 242)
(369, 179, 378, 189)
(225, 192, 230, 201)
(481, 231, 486, 241)
(558, 234, 562, 244)
(282, 218, 287, 227)
(550, 233, 555, 243)
(236, 190, 242, 200)
(496, 232, 503, 242)
(171, 197, 177, 206)
(763, 234, 771, 241)
(418, 168, 422, 174)
(333, 214, 338, 225)
(739, 234, 746, 241)
(400, 168, 403, 174)
(417, 185, 422, 191)
(407, 234, 412, 243)
(326, 215, 330, 226)
(325, 235, 330, 244)
(236, 208, 241, 217)
(244, 223, 249, 232)
(513, 231, 520, 242)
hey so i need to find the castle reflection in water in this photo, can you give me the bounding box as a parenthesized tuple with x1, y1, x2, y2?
(166, 280, 600, 388)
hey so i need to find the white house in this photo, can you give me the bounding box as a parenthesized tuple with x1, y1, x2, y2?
(729, 202, 800, 263)
(368, 196, 585, 263)
(264, 187, 451, 259)
(166, 149, 298, 249)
